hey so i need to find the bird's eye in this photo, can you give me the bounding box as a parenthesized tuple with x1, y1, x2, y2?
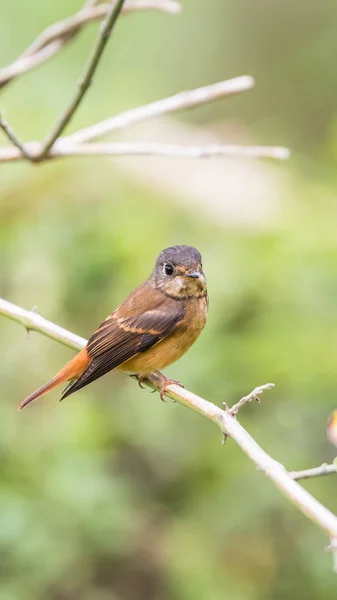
(163, 263, 174, 276)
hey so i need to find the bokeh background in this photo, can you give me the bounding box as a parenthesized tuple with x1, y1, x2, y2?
(1, 1, 337, 598)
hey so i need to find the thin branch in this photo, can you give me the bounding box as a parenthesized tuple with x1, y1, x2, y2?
(0, 76, 268, 165)
(54, 142, 291, 160)
(0, 112, 32, 160)
(36, 0, 127, 160)
(116, 0, 181, 13)
(290, 463, 337, 481)
(0, 299, 86, 350)
(227, 383, 275, 416)
(0, 141, 291, 163)
(0, 1, 181, 89)
(1, 295, 337, 571)
(0, 76, 279, 165)
(0, 44, 66, 91)
(24, 1, 180, 56)
(62, 76, 255, 145)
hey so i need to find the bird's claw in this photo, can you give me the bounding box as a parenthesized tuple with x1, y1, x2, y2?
(159, 377, 184, 402)
(130, 374, 146, 389)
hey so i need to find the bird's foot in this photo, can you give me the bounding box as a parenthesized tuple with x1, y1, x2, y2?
(157, 374, 184, 401)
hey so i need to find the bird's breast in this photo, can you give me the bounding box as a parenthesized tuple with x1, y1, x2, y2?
(119, 295, 208, 376)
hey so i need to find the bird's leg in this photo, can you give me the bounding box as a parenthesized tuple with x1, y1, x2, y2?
(155, 371, 184, 401)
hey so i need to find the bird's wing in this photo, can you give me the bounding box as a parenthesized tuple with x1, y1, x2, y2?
(61, 298, 185, 399)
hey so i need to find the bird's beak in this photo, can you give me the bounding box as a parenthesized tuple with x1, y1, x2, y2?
(185, 271, 200, 279)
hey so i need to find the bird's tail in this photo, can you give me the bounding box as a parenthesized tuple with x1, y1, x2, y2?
(18, 348, 89, 411)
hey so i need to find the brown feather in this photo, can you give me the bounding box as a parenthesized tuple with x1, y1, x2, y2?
(18, 348, 90, 410)
(61, 282, 186, 399)
(121, 294, 208, 375)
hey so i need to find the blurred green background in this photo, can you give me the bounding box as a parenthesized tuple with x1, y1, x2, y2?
(1, 1, 337, 598)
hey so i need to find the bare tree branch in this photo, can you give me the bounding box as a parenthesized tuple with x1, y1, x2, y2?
(0, 141, 291, 163)
(290, 463, 337, 481)
(24, 1, 180, 56)
(36, 0, 127, 160)
(0, 1, 181, 90)
(0, 5, 290, 170)
(0, 73, 289, 164)
(1, 295, 336, 571)
(0, 299, 87, 350)
(54, 141, 291, 160)
(62, 76, 255, 145)
(2, 76, 279, 166)
(0, 44, 66, 91)
(225, 383, 275, 416)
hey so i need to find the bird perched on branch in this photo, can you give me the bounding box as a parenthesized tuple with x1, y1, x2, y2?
(19, 245, 208, 410)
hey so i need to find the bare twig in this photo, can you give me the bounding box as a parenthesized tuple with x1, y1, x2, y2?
(0, 75, 275, 165)
(36, 0, 127, 160)
(227, 383, 275, 416)
(62, 76, 255, 144)
(1, 295, 337, 571)
(0, 1, 181, 89)
(0, 112, 32, 160)
(54, 142, 290, 160)
(0, 44, 66, 91)
(24, 1, 180, 56)
(0, 7, 290, 171)
(0, 298, 86, 350)
(290, 463, 337, 481)
(0, 76, 278, 165)
(115, 0, 181, 13)
(0, 141, 290, 163)
(0, 74, 289, 164)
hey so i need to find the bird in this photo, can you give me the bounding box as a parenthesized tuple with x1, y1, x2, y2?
(19, 245, 208, 410)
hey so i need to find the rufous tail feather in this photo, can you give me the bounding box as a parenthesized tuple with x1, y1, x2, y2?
(18, 348, 89, 411)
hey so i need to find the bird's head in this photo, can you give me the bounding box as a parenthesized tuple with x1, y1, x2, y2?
(151, 245, 206, 299)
